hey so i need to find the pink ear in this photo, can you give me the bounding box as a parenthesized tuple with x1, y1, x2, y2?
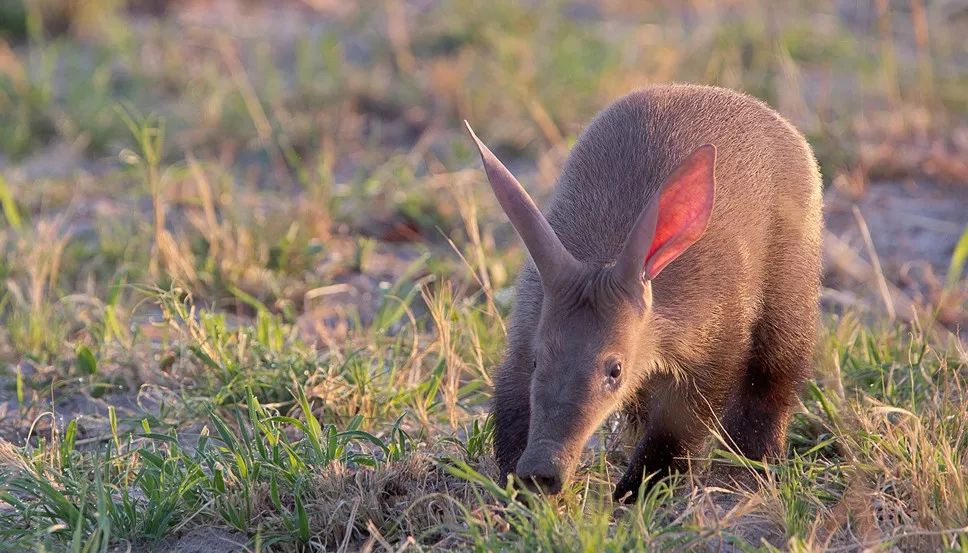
(643, 144, 716, 279)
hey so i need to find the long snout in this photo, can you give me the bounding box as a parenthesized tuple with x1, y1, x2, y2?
(514, 440, 574, 495)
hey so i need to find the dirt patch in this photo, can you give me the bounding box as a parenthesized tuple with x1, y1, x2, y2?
(825, 179, 967, 281)
(148, 527, 248, 553)
(823, 179, 967, 332)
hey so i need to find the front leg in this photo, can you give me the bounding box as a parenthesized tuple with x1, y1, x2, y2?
(493, 360, 532, 479)
(613, 426, 684, 503)
(492, 266, 542, 481)
(613, 379, 713, 503)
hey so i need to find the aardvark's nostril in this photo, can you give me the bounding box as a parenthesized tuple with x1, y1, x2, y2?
(515, 444, 568, 494)
(517, 471, 562, 494)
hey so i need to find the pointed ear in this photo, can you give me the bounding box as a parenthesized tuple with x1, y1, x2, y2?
(615, 144, 716, 282)
(464, 121, 580, 286)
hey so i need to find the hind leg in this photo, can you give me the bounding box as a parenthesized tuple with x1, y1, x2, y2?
(721, 141, 823, 460)
(722, 276, 819, 460)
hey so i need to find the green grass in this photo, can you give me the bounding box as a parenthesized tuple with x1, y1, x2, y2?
(0, 0, 966, 551)
(0, 313, 965, 551)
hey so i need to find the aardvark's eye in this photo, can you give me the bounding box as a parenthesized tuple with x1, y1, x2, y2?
(608, 362, 623, 379)
(605, 359, 623, 386)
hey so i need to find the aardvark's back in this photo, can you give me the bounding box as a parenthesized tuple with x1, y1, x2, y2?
(546, 84, 823, 337)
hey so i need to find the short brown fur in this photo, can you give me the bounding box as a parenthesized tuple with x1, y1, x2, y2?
(471, 84, 822, 501)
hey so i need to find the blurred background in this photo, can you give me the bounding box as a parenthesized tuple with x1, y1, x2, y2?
(1, 0, 966, 330)
(0, 0, 965, 390)
(1, 1, 965, 337)
(0, 1, 965, 549)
